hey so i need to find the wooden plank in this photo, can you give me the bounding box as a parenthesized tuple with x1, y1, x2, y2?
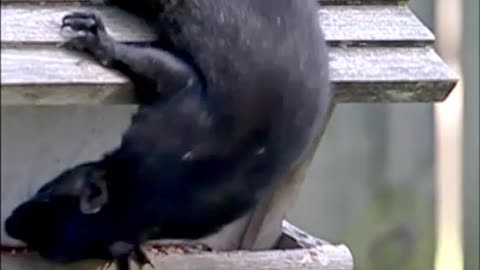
(1, 245, 353, 270)
(1, 222, 354, 270)
(279, 221, 331, 249)
(329, 47, 458, 102)
(319, 6, 434, 46)
(0, 0, 405, 5)
(0, 5, 434, 47)
(320, 0, 405, 4)
(0, 5, 156, 46)
(0, 47, 457, 105)
(0, 49, 133, 105)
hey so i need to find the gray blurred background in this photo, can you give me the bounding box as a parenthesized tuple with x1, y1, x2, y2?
(288, 0, 479, 269)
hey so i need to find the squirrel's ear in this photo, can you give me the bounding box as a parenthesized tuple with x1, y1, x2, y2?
(79, 170, 108, 214)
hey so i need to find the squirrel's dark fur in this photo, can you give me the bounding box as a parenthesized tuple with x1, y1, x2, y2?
(5, 0, 332, 269)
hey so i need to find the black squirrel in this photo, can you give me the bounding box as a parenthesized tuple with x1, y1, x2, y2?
(5, 0, 332, 269)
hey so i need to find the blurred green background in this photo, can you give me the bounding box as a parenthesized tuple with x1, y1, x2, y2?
(288, 0, 479, 269)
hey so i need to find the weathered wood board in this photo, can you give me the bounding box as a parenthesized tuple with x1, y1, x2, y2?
(1, 245, 353, 270)
(1, 222, 354, 270)
(0, 4, 457, 105)
(1, 47, 456, 104)
(0, 0, 406, 5)
(1, 5, 435, 46)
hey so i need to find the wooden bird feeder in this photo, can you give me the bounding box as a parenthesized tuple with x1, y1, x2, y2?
(0, 0, 457, 269)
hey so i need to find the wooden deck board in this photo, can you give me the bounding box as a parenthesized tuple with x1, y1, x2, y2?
(1, 0, 406, 5)
(1, 5, 434, 47)
(1, 47, 457, 105)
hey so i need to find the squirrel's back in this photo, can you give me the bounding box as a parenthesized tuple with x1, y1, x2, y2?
(110, 0, 331, 170)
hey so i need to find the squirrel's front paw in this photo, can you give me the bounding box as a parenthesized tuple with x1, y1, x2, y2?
(60, 11, 114, 66)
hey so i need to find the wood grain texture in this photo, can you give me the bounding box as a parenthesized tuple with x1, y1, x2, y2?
(1, 47, 457, 105)
(0, 0, 404, 5)
(1, 245, 353, 270)
(0, 5, 434, 47)
(320, 0, 404, 4)
(279, 221, 331, 249)
(1, 5, 156, 46)
(0, 3, 456, 104)
(1, 222, 354, 270)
